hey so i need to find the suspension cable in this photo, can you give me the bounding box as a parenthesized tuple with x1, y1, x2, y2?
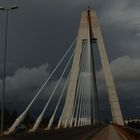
(30, 47, 75, 132)
(26, 38, 76, 111)
(46, 69, 71, 130)
(77, 41, 87, 126)
(78, 75, 84, 126)
(74, 45, 85, 127)
(7, 38, 76, 134)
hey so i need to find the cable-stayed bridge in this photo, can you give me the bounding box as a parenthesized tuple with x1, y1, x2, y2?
(1, 8, 140, 140)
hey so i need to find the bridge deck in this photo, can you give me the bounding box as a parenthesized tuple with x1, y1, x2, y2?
(1, 125, 102, 140)
(91, 125, 122, 140)
(1, 124, 139, 140)
(108, 126, 122, 140)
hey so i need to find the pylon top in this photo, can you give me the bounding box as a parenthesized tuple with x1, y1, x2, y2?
(88, 6, 91, 16)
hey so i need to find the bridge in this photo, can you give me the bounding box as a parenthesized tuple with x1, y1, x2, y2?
(1, 8, 140, 140)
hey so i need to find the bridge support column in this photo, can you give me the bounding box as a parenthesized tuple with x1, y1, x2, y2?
(60, 12, 90, 128)
(90, 11, 124, 125)
(59, 9, 124, 128)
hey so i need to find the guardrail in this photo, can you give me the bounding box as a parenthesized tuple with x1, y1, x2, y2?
(112, 124, 135, 140)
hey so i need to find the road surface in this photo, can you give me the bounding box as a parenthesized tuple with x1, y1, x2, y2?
(91, 125, 122, 140)
(1, 125, 102, 140)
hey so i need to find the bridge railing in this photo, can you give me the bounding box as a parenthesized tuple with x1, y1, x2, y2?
(112, 123, 135, 140)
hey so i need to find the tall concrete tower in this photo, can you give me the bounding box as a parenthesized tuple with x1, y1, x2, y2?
(60, 11, 90, 127)
(90, 10, 124, 126)
(60, 9, 124, 126)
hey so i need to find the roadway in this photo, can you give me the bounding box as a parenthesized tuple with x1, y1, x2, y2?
(1, 124, 140, 140)
(1, 125, 103, 140)
(91, 125, 122, 140)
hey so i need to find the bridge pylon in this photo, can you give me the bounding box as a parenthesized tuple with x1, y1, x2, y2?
(59, 9, 124, 127)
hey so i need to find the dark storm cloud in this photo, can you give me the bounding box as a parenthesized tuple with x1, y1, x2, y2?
(0, 63, 19, 78)
(0, 0, 140, 119)
(98, 56, 140, 81)
(0, 0, 140, 67)
(0, 63, 66, 116)
(0, 63, 50, 103)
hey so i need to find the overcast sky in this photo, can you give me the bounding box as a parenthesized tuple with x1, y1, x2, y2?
(0, 0, 140, 120)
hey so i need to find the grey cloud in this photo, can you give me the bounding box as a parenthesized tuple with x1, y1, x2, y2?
(0, 63, 67, 114)
(0, 64, 50, 110)
(100, 0, 140, 26)
(95, 0, 140, 59)
(98, 56, 140, 81)
(5, 63, 50, 92)
(110, 56, 140, 81)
